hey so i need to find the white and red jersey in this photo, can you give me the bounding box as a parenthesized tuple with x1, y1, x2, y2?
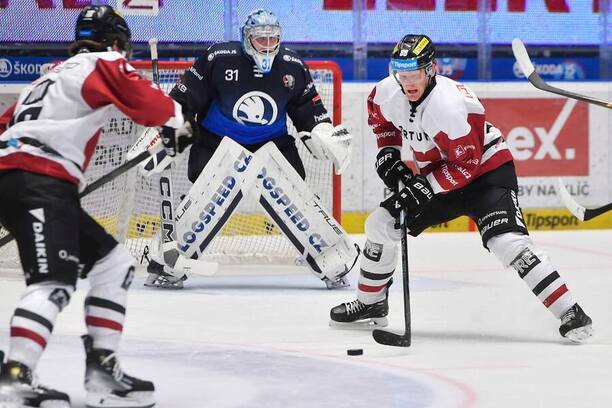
(368, 75, 513, 194)
(0, 51, 183, 191)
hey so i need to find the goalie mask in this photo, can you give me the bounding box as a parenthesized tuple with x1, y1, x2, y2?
(241, 9, 281, 74)
(389, 34, 436, 85)
(75, 5, 132, 57)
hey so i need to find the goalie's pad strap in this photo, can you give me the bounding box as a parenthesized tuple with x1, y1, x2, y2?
(254, 141, 357, 279)
(258, 197, 322, 274)
(174, 137, 259, 259)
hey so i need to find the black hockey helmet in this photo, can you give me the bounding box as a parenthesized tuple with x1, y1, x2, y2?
(389, 34, 435, 73)
(75, 6, 131, 51)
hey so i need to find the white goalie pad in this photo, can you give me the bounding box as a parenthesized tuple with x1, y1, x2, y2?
(298, 122, 352, 175)
(253, 141, 358, 281)
(173, 137, 260, 260)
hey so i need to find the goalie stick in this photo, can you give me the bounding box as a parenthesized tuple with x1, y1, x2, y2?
(372, 182, 412, 347)
(512, 38, 612, 109)
(148, 37, 180, 268)
(556, 178, 612, 221)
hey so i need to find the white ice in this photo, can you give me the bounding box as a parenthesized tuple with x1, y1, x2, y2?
(1, 230, 611, 408)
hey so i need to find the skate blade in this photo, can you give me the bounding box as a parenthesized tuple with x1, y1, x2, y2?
(40, 401, 71, 408)
(86, 391, 155, 408)
(329, 317, 388, 330)
(563, 324, 593, 344)
(0, 395, 70, 408)
(144, 274, 184, 289)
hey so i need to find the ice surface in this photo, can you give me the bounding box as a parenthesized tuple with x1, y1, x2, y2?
(1, 230, 611, 407)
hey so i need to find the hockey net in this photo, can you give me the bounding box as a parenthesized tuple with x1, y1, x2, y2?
(0, 60, 342, 271)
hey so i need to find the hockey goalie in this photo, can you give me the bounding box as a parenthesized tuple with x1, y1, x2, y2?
(140, 9, 358, 289)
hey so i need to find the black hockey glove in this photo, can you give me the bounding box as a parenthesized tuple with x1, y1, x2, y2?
(380, 175, 434, 219)
(160, 115, 198, 157)
(375, 147, 413, 190)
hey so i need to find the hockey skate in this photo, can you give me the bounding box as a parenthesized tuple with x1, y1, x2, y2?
(330, 278, 392, 328)
(329, 295, 389, 329)
(82, 335, 154, 408)
(144, 259, 187, 289)
(0, 351, 70, 408)
(559, 303, 593, 343)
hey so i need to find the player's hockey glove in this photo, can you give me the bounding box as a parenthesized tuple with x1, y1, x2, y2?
(380, 175, 433, 219)
(161, 114, 198, 157)
(375, 147, 413, 190)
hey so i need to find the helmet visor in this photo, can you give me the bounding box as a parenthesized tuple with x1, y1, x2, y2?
(248, 25, 281, 54)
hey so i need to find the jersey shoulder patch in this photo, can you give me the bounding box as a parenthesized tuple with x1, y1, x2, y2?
(204, 41, 242, 62)
(278, 47, 306, 68)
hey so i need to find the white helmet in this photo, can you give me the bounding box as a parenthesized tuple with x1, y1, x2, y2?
(241, 9, 281, 74)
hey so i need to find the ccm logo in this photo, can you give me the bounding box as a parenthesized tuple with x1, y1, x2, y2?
(483, 98, 588, 176)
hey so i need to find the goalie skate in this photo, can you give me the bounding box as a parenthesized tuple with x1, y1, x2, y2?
(323, 276, 350, 289)
(0, 351, 70, 408)
(144, 260, 186, 289)
(82, 335, 155, 408)
(559, 303, 593, 344)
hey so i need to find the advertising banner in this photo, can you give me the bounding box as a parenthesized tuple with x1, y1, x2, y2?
(0, 0, 602, 45)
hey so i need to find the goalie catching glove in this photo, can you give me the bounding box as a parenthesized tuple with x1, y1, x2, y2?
(299, 122, 352, 175)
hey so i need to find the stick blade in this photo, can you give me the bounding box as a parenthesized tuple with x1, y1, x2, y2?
(372, 328, 411, 347)
(511, 38, 535, 78)
(556, 177, 586, 221)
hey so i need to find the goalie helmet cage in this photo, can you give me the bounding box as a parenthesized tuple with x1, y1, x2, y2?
(0, 60, 343, 270)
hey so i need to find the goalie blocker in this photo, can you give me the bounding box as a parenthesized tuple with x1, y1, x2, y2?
(159, 137, 358, 284)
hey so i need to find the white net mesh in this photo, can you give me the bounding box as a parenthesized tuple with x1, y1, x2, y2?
(0, 60, 341, 270)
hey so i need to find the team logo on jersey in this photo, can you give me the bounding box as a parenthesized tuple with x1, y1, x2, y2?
(232, 91, 278, 125)
(283, 74, 295, 90)
(0, 58, 12, 78)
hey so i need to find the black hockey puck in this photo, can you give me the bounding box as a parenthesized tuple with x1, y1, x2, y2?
(347, 349, 363, 356)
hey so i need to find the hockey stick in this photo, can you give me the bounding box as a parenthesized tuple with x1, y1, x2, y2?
(372, 185, 412, 347)
(556, 178, 612, 221)
(148, 37, 179, 268)
(0, 148, 156, 249)
(512, 38, 612, 109)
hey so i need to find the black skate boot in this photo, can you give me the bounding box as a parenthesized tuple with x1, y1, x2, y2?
(329, 298, 389, 328)
(559, 303, 593, 343)
(82, 335, 155, 408)
(144, 259, 186, 289)
(0, 351, 70, 408)
(329, 278, 392, 328)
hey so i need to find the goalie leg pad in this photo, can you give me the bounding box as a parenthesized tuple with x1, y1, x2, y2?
(254, 142, 358, 281)
(488, 232, 576, 318)
(174, 137, 260, 260)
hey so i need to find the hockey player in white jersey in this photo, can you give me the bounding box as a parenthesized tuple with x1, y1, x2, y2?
(0, 6, 195, 407)
(144, 9, 356, 290)
(330, 34, 593, 343)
